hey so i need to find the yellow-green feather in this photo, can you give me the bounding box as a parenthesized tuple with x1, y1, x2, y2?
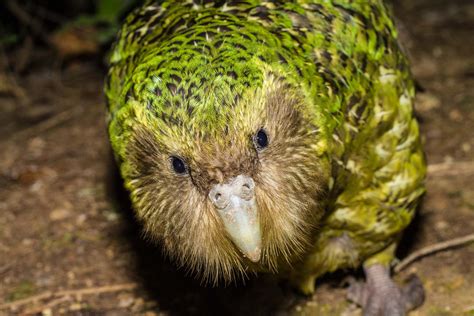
(105, 0, 426, 292)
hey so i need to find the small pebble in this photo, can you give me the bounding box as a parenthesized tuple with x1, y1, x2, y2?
(49, 208, 71, 221)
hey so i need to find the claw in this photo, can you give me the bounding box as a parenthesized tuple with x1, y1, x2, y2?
(346, 277, 368, 307)
(346, 264, 425, 316)
(401, 274, 425, 311)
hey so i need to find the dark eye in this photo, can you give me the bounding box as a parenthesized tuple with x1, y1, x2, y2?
(170, 156, 187, 174)
(254, 128, 269, 150)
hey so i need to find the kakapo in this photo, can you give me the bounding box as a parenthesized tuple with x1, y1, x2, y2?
(105, 1, 426, 314)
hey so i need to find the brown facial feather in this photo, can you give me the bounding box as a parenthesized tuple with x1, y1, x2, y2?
(190, 142, 259, 193)
(125, 76, 328, 283)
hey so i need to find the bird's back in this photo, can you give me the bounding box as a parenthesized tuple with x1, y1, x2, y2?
(106, 0, 405, 128)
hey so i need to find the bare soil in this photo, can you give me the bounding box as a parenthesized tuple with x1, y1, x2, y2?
(1, 0, 473, 315)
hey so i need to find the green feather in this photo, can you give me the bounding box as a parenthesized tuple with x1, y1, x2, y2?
(105, 0, 426, 292)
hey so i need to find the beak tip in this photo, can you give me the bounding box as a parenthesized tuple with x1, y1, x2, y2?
(246, 247, 262, 263)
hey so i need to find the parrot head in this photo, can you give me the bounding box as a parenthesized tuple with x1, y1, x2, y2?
(111, 57, 328, 284)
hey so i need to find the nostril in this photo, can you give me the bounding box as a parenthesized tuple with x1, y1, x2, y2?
(209, 189, 229, 209)
(240, 180, 255, 201)
(241, 178, 255, 192)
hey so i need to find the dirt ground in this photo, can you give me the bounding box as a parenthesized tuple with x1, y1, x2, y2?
(1, 0, 473, 315)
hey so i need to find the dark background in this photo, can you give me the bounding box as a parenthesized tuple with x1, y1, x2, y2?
(1, 0, 473, 315)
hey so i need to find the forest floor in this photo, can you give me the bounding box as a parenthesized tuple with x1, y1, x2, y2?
(1, 0, 473, 315)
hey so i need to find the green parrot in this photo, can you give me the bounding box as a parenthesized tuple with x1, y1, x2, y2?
(105, 0, 426, 314)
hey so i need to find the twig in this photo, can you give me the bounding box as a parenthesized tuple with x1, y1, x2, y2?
(0, 283, 138, 311)
(23, 296, 70, 315)
(427, 161, 474, 177)
(394, 233, 474, 273)
(464, 305, 474, 313)
(33, 4, 66, 24)
(55, 282, 138, 297)
(0, 262, 14, 276)
(0, 292, 53, 311)
(0, 250, 35, 277)
(5, 0, 51, 45)
(0, 49, 28, 102)
(14, 35, 33, 73)
(14, 108, 81, 140)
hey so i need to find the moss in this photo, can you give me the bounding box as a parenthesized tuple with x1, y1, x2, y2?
(427, 307, 453, 316)
(8, 280, 36, 302)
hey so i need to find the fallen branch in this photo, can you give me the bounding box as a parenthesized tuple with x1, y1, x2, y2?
(394, 233, 474, 273)
(427, 161, 474, 176)
(0, 282, 138, 311)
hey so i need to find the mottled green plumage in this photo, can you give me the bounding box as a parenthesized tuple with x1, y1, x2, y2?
(105, 0, 425, 294)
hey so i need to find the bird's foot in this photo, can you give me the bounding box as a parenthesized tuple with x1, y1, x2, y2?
(347, 264, 424, 316)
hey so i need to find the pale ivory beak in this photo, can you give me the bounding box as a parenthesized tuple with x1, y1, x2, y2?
(208, 175, 261, 262)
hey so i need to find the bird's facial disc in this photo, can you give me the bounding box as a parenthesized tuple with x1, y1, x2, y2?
(208, 175, 262, 262)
